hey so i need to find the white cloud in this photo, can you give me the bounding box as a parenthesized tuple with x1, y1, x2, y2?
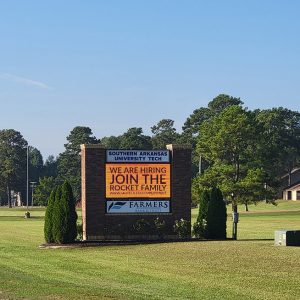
(1, 73, 50, 89)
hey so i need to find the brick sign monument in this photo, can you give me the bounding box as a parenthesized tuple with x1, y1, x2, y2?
(81, 144, 191, 240)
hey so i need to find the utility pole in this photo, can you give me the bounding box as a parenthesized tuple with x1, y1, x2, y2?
(264, 182, 267, 203)
(30, 182, 37, 207)
(25, 145, 30, 218)
(232, 194, 238, 240)
(198, 155, 202, 174)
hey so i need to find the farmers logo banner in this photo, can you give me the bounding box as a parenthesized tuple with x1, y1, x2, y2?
(106, 200, 170, 214)
(106, 163, 171, 198)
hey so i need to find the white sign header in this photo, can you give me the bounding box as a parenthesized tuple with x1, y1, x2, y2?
(106, 150, 170, 163)
(106, 200, 170, 214)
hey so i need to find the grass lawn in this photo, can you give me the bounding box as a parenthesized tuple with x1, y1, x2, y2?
(0, 201, 300, 299)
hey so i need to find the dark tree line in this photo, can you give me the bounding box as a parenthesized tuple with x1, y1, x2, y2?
(1, 94, 299, 207)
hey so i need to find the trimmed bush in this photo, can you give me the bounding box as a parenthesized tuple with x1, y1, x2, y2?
(76, 223, 83, 241)
(197, 190, 210, 223)
(193, 190, 210, 238)
(63, 181, 78, 243)
(174, 219, 191, 239)
(51, 185, 63, 243)
(206, 187, 227, 239)
(44, 187, 57, 243)
(154, 217, 166, 239)
(133, 219, 153, 235)
(192, 221, 203, 238)
(52, 181, 78, 244)
(108, 223, 131, 239)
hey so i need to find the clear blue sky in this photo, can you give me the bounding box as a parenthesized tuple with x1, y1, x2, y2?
(1, 1, 300, 158)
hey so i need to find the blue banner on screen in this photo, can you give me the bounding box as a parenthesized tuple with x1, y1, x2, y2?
(106, 150, 170, 163)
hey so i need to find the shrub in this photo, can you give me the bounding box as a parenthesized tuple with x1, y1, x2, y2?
(63, 181, 78, 242)
(108, 223, 131, 239)
(191, 179, 201, 207)
(52, 181, 78, 244)
(133, 219, 153, 235)
(173, 219, 191, 239)
(197, 190, 210, 222)
(206, 187, 227, 239)
(192, 221, 205, 238)
(44, 187, 57, 243)
(154, 217, 166, 239)
(76, 223, 83, 241)
(196, 189, 210, 238)
(51, 185, 62, 243)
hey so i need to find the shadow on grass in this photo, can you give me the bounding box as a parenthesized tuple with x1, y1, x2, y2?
(40, 237, 274, 249)
(0, 216, 44, 221)
(232, 238, 274, 241)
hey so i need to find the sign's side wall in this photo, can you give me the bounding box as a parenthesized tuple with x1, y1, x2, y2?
(81, 145, 87, 239)
(167, 144, 192, 234)
(81, 144, 106, 240)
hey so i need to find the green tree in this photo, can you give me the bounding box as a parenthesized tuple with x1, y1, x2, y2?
(57, 126, 99, 201)
(64, 126, 98, 153)
(0, 129, 27, 207)
(183, 94, 243, 137)
(34, 176, 57, 206)
(182, 94, 244, 178)
(44, 187, 57, 243)
(0, 190, 7, 206)
(255, 108, 300, 188)
(206, 187, 227, 239)
(100, 135, 122, 149)
(197, 190, 210, 224)
(207, 94, 243, 114)
(151, 119, 180, 149)
(42, 155, 58, 178)
(28, 146, 43, 183)
(119, 127, 152, 149)
(27, 146, 44, 205)
(182, 107, 212, 177)
(182, 107, 212, 137)
(196, 106, 265, 238)
(51, 182, 77, 244)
